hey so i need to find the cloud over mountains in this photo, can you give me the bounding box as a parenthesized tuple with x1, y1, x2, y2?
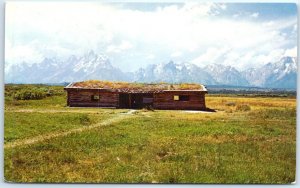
(5, 2, 297, 72)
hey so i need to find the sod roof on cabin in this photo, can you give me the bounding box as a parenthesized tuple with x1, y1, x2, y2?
(66, 80, 207, 93)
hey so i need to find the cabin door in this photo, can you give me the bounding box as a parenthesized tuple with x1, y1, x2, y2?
(119, 93, 130, 108)
(131, 93, 154, 109)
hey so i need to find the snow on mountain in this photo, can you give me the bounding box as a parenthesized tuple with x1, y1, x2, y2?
(6, 58, 62, 83)
(243, 56, 297, 89)
(5, 51, 297, 89)
(205, 64, 249, 86)
(133, 61, 217, 85)
(73, 51, 111, 73)
(5, 51, 130, 83)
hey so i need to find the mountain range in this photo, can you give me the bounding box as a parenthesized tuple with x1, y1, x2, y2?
(5, 51, 297, 89)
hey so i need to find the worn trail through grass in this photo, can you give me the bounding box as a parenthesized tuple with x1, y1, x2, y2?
(4, 110, 136, 149)
(7, 108, 118, 114)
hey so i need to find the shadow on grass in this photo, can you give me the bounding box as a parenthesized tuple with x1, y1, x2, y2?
(205, 107, 217, 112)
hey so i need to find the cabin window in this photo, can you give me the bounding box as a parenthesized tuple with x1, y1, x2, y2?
(179, 95, 189, 101)
(91, 95, 100, 101)
(174, 95, 179, 101)
(174, 95, 189, 101)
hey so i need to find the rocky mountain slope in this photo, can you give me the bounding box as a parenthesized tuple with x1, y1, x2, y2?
(5, 51, 297, 89)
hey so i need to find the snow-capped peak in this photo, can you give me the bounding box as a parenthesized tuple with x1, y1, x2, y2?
(73, 51, 111, 72)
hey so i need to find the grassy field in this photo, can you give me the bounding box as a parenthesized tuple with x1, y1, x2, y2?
(4, 85, 296, 183)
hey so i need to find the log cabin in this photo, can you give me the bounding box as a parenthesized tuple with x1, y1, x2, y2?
(64, 80, 208, 110)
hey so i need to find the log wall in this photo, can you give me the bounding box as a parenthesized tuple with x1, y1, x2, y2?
(153, 91, 206, 110)
(65, 89, 207, 110)
(67, 90, 119, 107)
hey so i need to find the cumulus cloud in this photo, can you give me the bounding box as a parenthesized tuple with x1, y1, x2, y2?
(5, 2, 297, 71)
(250, 12, 259, 18)
(5, 40, 43, 65)
(146, 54, 155, 60)
(192, 47, 231, 65)
(171, 51, 183, 58)
(284, 47, 297, 57)
(106, 41, 133, 54)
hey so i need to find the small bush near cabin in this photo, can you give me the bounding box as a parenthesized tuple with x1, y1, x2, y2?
(6, 84, 65, 100)
(14, 90, 47, 100)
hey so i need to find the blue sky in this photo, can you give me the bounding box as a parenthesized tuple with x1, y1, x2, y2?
(5, 2, 297, 71)
(122, 3, 297, 18)
(222, 3, 297, 19)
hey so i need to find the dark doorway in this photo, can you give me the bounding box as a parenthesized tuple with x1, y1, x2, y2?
(119, 93, 154, 109)
(119, 93, 130, 108)
(131, 93, 153, 109)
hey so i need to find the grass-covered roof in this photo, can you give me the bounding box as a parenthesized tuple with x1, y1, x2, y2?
(66, 80, 207, 93)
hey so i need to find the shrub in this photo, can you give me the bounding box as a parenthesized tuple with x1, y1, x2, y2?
(13, 89, 47, 100)
(236, 104, 251, 111)
(6, 84, 65, 100)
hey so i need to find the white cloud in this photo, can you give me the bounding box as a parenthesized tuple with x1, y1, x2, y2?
(192, 45, 295, 70)
(106, 41, 133, 54)
(233, 13, 239, 18)
(146, 54, 155, 60)
(5, 2, 297, 71)
(254, 49, 285, 64)
(192, 47, 231, 65)
(171, 51, 182, 58)
(250, 12, 259, 18)
(284, 47, 297, 57)
(5, 40, 43, 65)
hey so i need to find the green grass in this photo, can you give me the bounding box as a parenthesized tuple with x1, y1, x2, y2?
(5, 95, 67, 110)
(4, 112, 115, 143)
(4, 85, 296, 183)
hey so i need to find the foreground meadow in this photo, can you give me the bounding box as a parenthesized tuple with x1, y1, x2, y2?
(4, 85, 296, 183)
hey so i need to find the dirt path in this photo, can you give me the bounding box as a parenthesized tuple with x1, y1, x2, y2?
(4, 110, 136, 149)
(6, 108, 127, 114)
